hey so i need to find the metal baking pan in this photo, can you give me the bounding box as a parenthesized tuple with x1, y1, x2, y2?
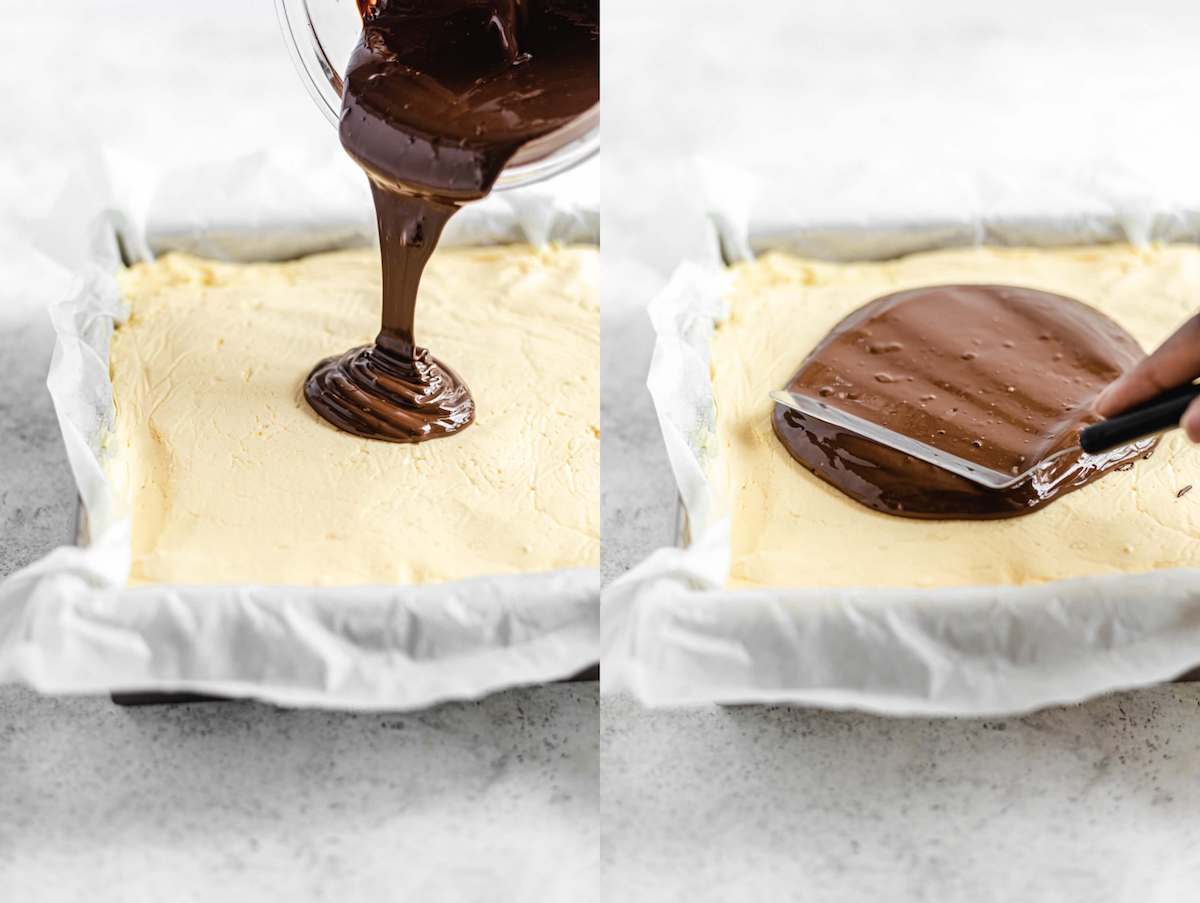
(640, 214, 1200, 708)
(68, 224, 599, 707)
(737, 210, 1200, 263)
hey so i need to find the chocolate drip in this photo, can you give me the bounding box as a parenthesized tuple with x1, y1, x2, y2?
(305, 0, 599, 442)
(772, 285, 1152, 519)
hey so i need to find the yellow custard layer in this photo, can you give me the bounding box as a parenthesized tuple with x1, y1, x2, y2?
(711, 244, 1200, 589)
(110, 246, 599, 586)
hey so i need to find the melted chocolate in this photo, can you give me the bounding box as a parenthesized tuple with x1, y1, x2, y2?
(305, 0, 599, 442)
(772, 285, 1152, 519)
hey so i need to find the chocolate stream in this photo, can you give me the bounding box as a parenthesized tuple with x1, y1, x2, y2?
(304, 0, 598, 443)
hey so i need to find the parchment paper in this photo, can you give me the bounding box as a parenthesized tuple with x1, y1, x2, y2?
(0, 150, 599, 710)
(602, 202, 1200, 717)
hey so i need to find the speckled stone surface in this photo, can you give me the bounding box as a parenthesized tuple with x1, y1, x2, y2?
(0, 685, 599, 903)
(0, 314, 76, 578)
(602, 691, 1200, 902)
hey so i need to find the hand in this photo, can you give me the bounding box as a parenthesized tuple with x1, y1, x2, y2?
(1096, 312, 1200, 441)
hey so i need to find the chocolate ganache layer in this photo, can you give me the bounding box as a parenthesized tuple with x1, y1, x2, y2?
(305, 0, 599, 442)
(771, 285, 1153, 519)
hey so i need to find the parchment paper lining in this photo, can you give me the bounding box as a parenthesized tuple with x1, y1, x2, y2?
(604, 207, 1200, 716)
(0, 154, 599, 710)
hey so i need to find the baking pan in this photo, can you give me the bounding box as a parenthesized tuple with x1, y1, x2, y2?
(603, 212, 1200, 714)
(29, 215, 600, 710)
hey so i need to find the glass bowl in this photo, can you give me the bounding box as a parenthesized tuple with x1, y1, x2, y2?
(274, 0, 600, 190)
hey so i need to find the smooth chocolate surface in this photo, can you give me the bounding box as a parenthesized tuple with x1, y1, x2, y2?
(772, 285, 1152, 519)
(305, 0, 599, 442)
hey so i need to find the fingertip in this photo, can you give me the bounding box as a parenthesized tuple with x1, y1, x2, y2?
(1182, 397, 1200, 443)
(1094, 380, 1124, 418)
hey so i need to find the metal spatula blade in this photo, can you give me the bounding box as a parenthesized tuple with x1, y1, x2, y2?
(769, 390, 1052, 490)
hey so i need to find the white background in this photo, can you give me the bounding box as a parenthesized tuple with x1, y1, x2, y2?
(603, 0, 1200, 242)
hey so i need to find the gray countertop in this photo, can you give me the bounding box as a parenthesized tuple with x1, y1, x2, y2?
(602, 690, 1200, 903)
(0, 685, 598, 903)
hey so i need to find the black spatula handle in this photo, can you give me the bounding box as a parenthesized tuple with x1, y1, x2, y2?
(1080, 382, 1200, 455)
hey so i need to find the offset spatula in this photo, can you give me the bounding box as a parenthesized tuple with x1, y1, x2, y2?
(770, 382, 1200, 491)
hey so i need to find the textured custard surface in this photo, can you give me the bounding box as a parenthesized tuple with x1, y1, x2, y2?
(711, 244, 1200, 589)
(110, 246, 599, 586)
